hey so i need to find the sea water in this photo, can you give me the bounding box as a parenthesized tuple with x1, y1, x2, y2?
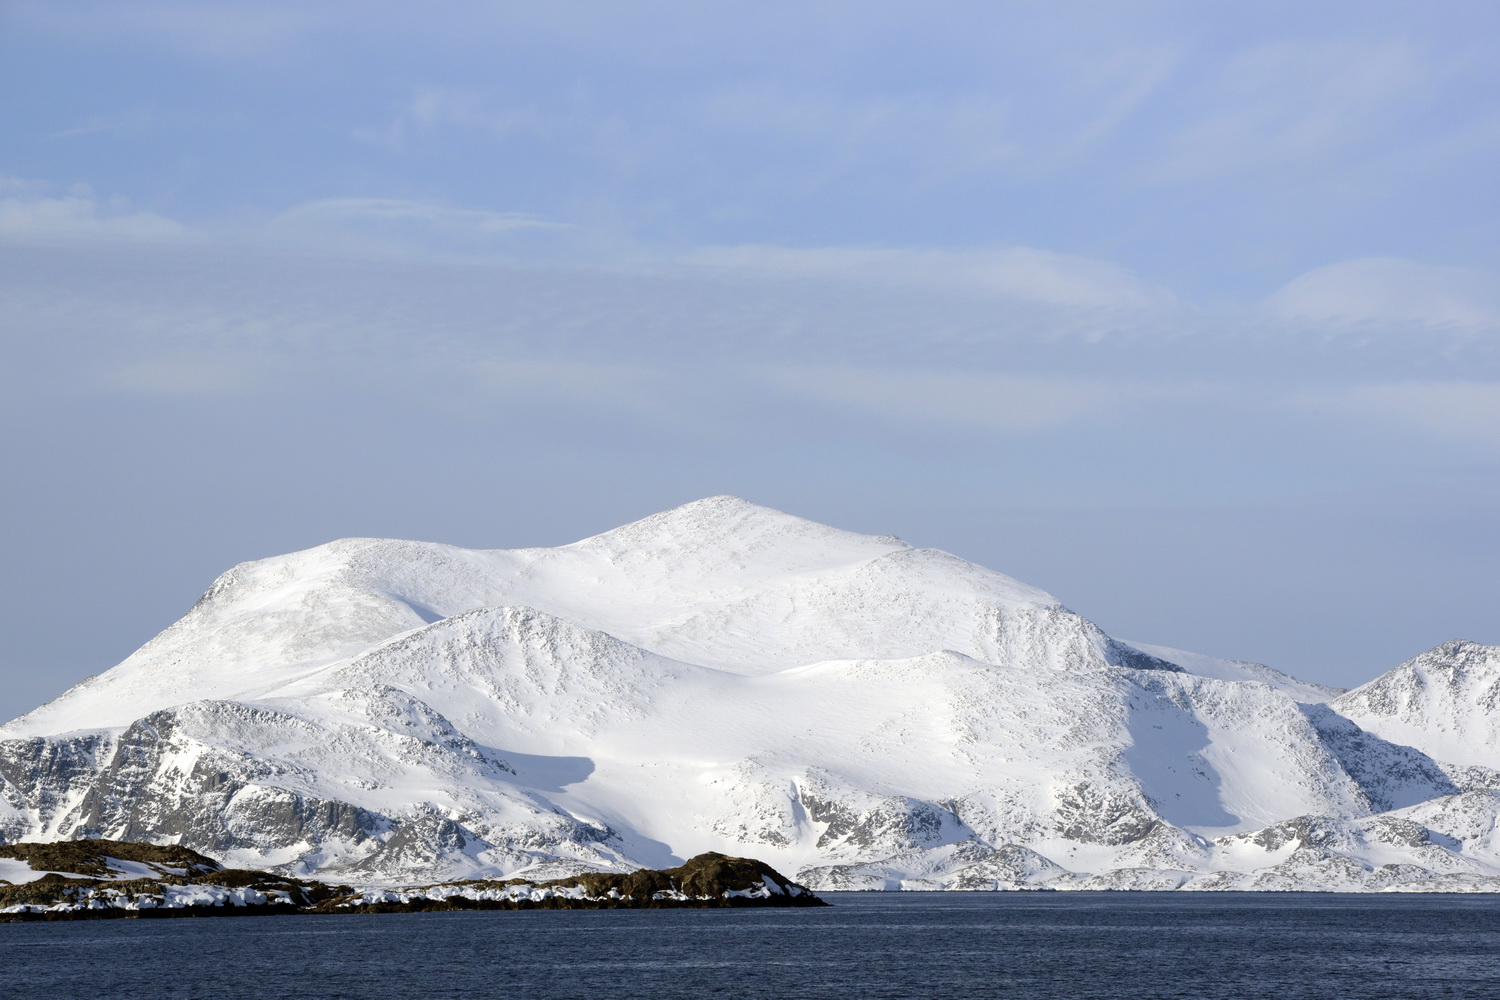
(4, 892, 1499, 999)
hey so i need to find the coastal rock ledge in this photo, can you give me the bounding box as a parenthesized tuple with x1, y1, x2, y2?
(0, 840, 825, 920)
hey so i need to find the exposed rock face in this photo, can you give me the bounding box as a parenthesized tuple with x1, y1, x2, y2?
(1, 498, 1497, 892)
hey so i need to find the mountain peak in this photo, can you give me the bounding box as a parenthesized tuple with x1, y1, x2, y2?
(1420, 639, 1499, 665)
(672, 494, 764, 513)
(568, 496, 910, 575)
(595, 495, 899, 541)
(1354, 640, 1500, 690)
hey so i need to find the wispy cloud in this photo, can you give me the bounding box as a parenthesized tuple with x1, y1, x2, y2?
(0, 179, 191, 244)
(687, 244, 1176, 312)
(352, 88, 537, 151)
(1267, 258, 1500, 333)
(270, 198, 566, 234)
(1035, 46, 1178, 169)
(6, 175, 1496, 368)
(260, 198, 575, 260)
(1149, 40, 1427, 182)
(46, 108, 159, 141)
(686, 54, 1179, 192)
(767, 366, 1178, 432)
(692, 87, 1017, 187)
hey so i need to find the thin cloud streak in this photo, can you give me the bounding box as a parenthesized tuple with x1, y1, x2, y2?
(1147, 40, 1427, 183)
(766, 367, 1189, 432)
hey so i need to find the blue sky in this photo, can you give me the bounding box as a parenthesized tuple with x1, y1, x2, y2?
(2, 1, 1497, 721)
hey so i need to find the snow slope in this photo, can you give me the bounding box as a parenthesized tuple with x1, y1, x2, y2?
(1, 497, 1496, 891)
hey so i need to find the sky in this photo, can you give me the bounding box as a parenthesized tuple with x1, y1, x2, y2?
(2, 0, 1498, 722)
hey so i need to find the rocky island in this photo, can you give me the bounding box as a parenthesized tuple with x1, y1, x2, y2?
(0, 840, 823, 920)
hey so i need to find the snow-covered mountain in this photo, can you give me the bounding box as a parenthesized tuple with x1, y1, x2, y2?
(2, 496, 1497, 891)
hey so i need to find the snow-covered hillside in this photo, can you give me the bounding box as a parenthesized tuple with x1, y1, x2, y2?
(1333, 641, 1500, 772)
(1, 497, 1496, 891)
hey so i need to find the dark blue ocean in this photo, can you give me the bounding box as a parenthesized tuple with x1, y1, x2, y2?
(5, 892, 1499, 999)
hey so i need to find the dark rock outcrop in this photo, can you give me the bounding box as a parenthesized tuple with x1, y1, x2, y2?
(0, 838, 222, 878)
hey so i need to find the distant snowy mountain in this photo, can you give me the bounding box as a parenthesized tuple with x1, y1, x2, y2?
(2, 497, 1497, 891)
